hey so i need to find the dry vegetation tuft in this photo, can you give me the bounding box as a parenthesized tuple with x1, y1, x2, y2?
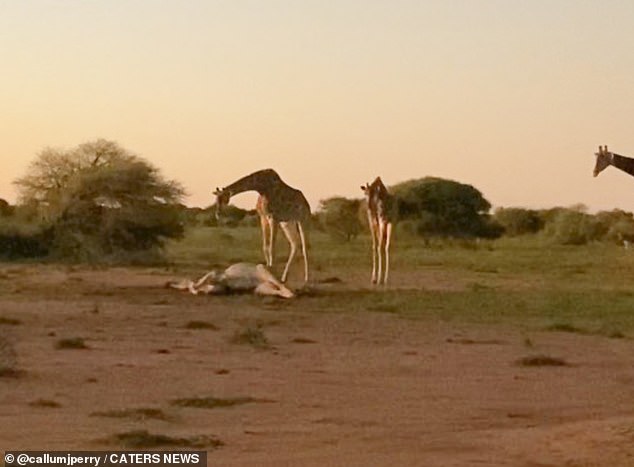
(0, 331, 19, 377)
(170, 396, 260, 409)
(55, 337, 88, 349)
(111, 430, 223, 449)
(29, 399, 61, 408)
(516, 355, 570, 367)
(184, 320, 219, 330)
(91, 407, 170, 421)
(231, 326, 270, 349)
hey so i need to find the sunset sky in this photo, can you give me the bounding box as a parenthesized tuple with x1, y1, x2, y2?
(2, 1, 634, 212)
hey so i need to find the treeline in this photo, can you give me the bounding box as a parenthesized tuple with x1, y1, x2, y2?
(1, 139, 632, 263)
(182, 176, 634, 247)
(316, 195, 634, 246)
(496, 206, 634, 245)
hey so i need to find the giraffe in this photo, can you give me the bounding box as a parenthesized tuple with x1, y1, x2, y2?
(361, 177, 395, 285)
(166, 262, 294, 298)
(214, 169, 310, 283)
(593, 145, 634, 178)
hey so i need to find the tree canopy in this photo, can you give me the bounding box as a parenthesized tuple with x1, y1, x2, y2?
(391, 177, 501, 238)
(316, 197, 363, 242)
(13, 139, 186, 261)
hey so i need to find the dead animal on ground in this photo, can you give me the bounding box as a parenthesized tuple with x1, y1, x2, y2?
(166, 263, 294, 299)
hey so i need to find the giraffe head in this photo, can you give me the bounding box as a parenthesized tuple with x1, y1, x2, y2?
(213, 187, 231, 219)
(593, 145, 613, 177)
(361, 177, 388, 201)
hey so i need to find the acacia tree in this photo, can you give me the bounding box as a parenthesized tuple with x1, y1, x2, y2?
(14, 139, 186, 261)
(14, 139, 136, 220)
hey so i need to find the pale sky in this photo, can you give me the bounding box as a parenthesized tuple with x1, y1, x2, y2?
(2, 0, 634, 212)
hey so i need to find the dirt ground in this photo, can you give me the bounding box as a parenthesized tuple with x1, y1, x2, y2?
(1, 265, 634, 466)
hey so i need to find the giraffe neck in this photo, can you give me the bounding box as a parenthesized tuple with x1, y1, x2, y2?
(224, 169, 281, 197)
(611, 153, 634, 177)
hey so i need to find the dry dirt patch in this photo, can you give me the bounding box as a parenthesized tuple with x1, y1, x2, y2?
(1, 266, 634, 466)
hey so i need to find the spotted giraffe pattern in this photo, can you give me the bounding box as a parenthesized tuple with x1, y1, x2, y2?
(214, 169, 310, 283)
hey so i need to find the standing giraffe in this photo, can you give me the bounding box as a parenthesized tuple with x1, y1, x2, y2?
(214, 169, 310, 283)
(593, 145, 634, 178)
(361, 177, 395, 285)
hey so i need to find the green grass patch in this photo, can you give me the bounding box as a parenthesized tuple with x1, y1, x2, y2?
(165, 226, 634, 335)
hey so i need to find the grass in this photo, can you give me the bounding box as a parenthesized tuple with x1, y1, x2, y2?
(0, 332, 18, 377)
(29, 399, 61, 408)
(184, 320, 219, 330)
(55, 337, 88, 349)
(231, 326, 270, 349)
(544, 322, 588, 334)
(291, 337, 317, 344)
(0, 317, 21, 326)
(545, 322, 628, 339)
(516, 355, 570, 367)
(165, 226, 634, 334)
(170, 396, 261, 409)
(111, 430, 223, 449)
(91, 407, 170, 421)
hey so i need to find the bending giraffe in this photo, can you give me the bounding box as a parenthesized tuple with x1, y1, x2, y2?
(593, 145, 634, 178)
(361, 177, 395, 285)
(214, 169, 310, 283)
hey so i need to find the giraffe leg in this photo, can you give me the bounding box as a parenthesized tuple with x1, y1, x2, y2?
(279, 221, 299, 283)
(377, 220, 386, 285)
(368, 213, 378, 284)
(297, 221, 309, 283)
(165, 278, 194, 291)
(193, 270, 220, 289)
(268, 218, 276, 268)
(260, 214, 270, 266)
(383, 222, 393, 285)
(254, 264, 294, 298)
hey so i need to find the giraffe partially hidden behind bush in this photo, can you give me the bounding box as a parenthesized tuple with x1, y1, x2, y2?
(214, 169, 310, 283)
(593, 145, 634, 178)
(361, 177, 395, 285)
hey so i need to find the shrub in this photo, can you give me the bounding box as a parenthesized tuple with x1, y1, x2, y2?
(494, 207, 544, 236)
(316, 197, 363, 242)
(543, 209, 604, 245)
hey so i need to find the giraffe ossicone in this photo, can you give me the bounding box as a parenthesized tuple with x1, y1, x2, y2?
(593, 145, 634, 178)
